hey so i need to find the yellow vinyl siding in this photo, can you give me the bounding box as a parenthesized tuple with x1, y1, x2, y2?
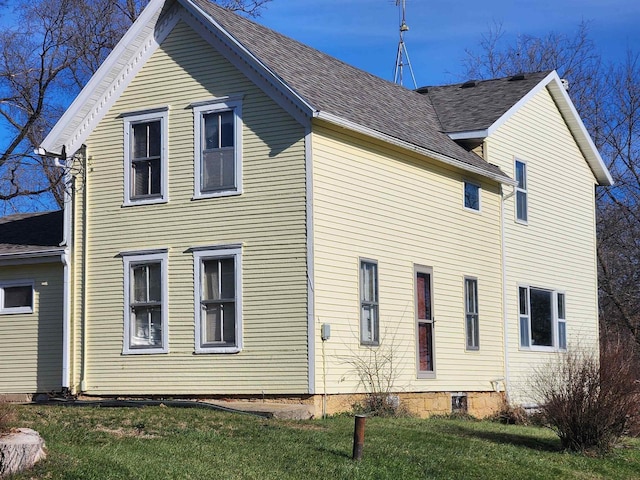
(312, 121, 505, 395)
(0, 263, 63, 393)
(77, 20, 308, 395)
(487, 86, 599, 404)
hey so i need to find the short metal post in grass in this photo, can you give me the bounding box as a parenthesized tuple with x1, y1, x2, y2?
(352, 414, 366, 461)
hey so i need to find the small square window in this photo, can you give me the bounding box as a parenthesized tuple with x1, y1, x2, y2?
(464, 181, 480, 211)
(0, 282, 34, 314)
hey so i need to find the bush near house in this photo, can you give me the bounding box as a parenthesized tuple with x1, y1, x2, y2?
(533, 340, 640, 454)
(0, 401, 16, 435)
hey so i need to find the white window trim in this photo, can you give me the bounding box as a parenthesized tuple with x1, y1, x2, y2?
(359, 258, 379, 346)
(122, 250, 168, 354)
(518, 284, 565, 352)
(464, 276, 479, 351)
(514, 158, 528, 225)
(123, 107, 169, 206)
(193, 99, 243, 200)
(415, 264, 435, 379)
(193, 246, 243, 354)
(463, 179, 482, 213)
(0, 280, 34, 314)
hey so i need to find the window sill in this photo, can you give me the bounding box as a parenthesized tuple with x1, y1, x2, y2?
(122, 347, 168, 355)
(417, 372, 436, 379)
(515, 218, 528, 226)
(123, 197, 168, 207)
(0, 307, 33, 315)
(192, 190, 242, 201)
(195, 346, 241, 354)
(519, 346, 561, 353)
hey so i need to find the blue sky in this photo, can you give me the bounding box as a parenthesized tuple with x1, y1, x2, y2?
(257, 0, 640, 87)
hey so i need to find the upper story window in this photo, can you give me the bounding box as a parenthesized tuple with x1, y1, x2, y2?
(359, 259, 379, 345)
(464, 181, 481, 211)
(0, 281, 34, 314)
(193, 98, 243, 199)
(519, 285, 567, 351)
(193, 246, 242, 354)
(123, 108, 169, 206)
(515, 159, 528, 223)
(122, 250, 168, 354)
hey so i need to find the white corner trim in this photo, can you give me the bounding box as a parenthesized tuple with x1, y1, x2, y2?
(305, 127, 315, 395)
(316, 111, 517, 186)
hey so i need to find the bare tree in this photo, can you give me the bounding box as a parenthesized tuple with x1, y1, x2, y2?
(0, 0, 271, 214)
(462, 23, 640, 352)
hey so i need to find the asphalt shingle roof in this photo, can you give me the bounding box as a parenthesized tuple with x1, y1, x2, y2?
(420, 71, 552, 133)
(0, 210, 64, 255)
(191, 0, 508, 179)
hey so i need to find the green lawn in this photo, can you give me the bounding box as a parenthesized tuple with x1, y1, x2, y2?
(4, 404, 640, 479)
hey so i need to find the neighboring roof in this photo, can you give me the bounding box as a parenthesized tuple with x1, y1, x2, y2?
(41, 0, 513, 184)
(420, 71, 552, 134)
(0, 210, 64, 256)
(421, 70, 613, 186)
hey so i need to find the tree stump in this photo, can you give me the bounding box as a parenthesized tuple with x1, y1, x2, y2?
(0, 428, 46, 477)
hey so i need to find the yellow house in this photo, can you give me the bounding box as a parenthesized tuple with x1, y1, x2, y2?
(0, 0, 611, 417)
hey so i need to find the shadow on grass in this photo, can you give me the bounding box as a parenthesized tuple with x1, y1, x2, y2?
(315, 445, 352, 460)
(444, 424, 562, 452)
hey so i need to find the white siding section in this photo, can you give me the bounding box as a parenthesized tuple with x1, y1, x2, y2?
(78, 19, 308, 395)
(487, 86, 599, 404)
(0, 263, 63, 394)
(312, 122, 505, 395)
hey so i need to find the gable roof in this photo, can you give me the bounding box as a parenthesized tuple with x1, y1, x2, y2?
(0, 210, 64, 257)
(421, 71, 613, 186)
(420, 71, 552, 134)
(40, 0, 513, 185)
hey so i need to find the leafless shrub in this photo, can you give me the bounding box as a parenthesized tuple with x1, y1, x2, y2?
(532, 341, 640, 454)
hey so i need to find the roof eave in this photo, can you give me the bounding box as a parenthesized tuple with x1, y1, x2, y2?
(316, 112, 516, 186)
(0, 248, 66, 266)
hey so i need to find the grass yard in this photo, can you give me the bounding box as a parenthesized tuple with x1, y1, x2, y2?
(4, 404, 640, 479)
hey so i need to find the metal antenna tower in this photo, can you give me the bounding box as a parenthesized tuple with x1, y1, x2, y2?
(393, 0, 417, 89)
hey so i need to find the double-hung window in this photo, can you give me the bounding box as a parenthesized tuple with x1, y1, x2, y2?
(123, 108, 168, 205)
(0, 281, 34, 314)
(122, 251, 168, 354)
(416, 266, 435, 377)
(194, 246, 242, 353)
(359, 260, 379, 345)
(464, 277, 479, 350)
(193, 98, 242, 198)
(515, 159, 528, 223)
(519, 286, 567, 350)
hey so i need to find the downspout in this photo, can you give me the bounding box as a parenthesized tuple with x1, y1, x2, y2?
(501, 184, 516, 403)
(80, 148, 88, 393)
(58, 151, 72, 394)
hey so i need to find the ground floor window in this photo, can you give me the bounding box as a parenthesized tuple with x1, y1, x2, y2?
(416, 266, 435, 377)
(0, 281, 33, 314)
(194, 246, 242, 353)
(519, 285, 566, 350)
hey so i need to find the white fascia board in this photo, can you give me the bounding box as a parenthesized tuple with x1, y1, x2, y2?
(316, 112, 517, 186)
(180, 0, 316, 126)
(39, 0, 176, 155)
(0, 249, 65, 266)
(545, 73, 614, 186)
(448, 130, 488, 140)
(468, 70, 613, 187)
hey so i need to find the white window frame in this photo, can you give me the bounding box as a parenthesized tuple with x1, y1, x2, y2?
(193, 246, 242, 354)
(123, 107, 169, 206)
(463, 180, 481, 212)
(122, 250, 168, 354)
(0, 280, 34, 314)
(415, 265, 435, 378)
(518, 284, 566, 352)
(193, 98, 243, 199)
(464, 276, 479, 351)
(359, 258, 379, 346)
(514, 158, 528, 224)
